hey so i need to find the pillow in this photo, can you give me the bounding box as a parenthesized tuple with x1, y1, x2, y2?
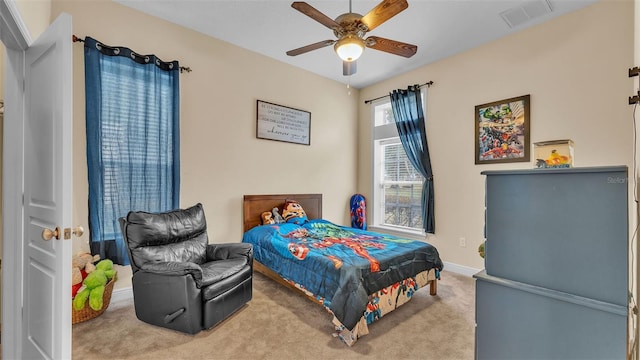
(282, 199, 308, 225)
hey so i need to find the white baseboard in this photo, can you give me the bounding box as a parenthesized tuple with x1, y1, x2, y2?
(442, 261, 482, 277)
(110, 287, 133, 307)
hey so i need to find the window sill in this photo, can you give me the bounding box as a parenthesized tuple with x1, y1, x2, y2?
(368, 225, 426, 241)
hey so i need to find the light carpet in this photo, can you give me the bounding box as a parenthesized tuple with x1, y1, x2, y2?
(72, 270, 475, 360)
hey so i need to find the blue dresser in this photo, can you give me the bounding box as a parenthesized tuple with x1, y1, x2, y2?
(475, 166, 629, 359)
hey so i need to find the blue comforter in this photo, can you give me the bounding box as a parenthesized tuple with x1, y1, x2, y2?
(242, 219, 443, 330)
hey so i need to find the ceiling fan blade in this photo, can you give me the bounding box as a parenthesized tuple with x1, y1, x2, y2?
(360, 0, 408, 32)
(292, 2, 340, 30)
(343, 60, 357, 76)
(366, 36, 417, 58)
(286, 40, 336, 56)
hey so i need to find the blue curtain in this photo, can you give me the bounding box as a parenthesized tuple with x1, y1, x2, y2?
(390, 85, 434, 234)
(84, 37, 180, 265)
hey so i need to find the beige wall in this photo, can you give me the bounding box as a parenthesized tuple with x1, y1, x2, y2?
(51, 0, 360, 289)
(48, 0, 634, 288)
(14, 0, 51, 41)
(358, 1, 635, 271)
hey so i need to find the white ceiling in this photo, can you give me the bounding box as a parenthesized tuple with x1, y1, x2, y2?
(114, 0, 598, 89)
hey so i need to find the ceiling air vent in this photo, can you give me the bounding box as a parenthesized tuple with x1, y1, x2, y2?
(500, 0, 553, 28)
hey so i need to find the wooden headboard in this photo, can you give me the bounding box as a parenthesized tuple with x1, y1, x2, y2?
(243, 194, 322, 232)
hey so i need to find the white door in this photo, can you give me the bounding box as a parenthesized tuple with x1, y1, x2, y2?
(22, 13, 73, 360)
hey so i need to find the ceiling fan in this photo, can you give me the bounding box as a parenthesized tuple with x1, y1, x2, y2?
(286, 0, 418, 76)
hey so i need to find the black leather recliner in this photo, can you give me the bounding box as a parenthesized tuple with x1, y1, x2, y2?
(119, 203, 253, 334)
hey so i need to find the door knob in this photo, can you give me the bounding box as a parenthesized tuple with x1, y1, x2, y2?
(64, 226, 84, 239)
(73, 226, 84, 237)
(42, 226, 61, 241)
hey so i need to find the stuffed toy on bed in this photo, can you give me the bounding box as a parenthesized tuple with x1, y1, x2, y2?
(272, 207, 285, 224)
(261, 211, 275, 225)
(282, 199, 308, 225)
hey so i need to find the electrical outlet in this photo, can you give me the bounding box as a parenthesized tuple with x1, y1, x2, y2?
(459, 237, 467, 247)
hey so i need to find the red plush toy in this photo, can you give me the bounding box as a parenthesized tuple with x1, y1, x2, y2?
(71, 269, 87, 298)
(71, 252, 100, 298)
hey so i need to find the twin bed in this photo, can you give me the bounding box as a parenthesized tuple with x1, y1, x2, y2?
(242, 193, 443, 345)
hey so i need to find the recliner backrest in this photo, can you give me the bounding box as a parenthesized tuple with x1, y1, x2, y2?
(121, 203, 208, 273)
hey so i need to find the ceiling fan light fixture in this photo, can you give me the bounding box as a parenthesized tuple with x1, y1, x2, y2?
(335, 35, 364, 62)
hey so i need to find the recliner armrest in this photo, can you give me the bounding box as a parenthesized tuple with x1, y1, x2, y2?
(206, 243, 253, 262)
(140, 261, 204, 287)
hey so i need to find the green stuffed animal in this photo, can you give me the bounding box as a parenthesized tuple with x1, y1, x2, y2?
(73, 259, 116, 311)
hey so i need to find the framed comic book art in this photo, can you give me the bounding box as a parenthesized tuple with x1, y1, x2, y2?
(475, 95, 530, 164)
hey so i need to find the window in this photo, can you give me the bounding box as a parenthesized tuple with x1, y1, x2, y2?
(84, 37, 180, 265)
(372, 100, 425, 232)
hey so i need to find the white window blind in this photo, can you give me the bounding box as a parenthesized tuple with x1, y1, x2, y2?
(372, 99, 424, 232)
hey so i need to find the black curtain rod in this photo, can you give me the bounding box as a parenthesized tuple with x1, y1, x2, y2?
(364, 81, 434, 104)
(72, 35, 192, 73)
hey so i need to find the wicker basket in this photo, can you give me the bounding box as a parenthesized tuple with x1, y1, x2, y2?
(72, 275, 116, 324)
